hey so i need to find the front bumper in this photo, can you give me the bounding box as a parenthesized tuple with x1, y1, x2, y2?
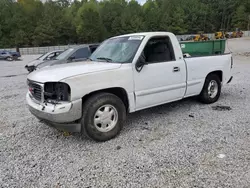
(26, 93, 82, 132)
(25, 65, 36, 73)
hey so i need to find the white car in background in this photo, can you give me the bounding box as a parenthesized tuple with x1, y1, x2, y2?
(25, 50, 63, 72)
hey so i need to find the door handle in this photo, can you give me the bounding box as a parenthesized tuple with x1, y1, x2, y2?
(173, 67, 180, 72)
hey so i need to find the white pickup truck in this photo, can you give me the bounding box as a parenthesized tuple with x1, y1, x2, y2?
(26, 32, 233, 141)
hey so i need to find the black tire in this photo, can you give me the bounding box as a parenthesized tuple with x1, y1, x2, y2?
(198, 74, 221, 104)
(81, 92, 126, 142)
(6, 56, 13, 61)
(12, 55, 18, 60)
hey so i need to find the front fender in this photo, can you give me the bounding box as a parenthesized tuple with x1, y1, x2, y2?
(62, 64, 136, 112)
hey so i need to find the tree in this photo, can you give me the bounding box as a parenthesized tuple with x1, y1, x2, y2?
(143, 0, 161, 31)
(232, 5, 248, 30)
(76, 1, 105, 42)
(32, 21, 55, 46)
(99, 0, 126, 37)
(168, 7, 187, 34)
(32, 1, 74, 46)
(120, 0, 144, 33)
(0, 0, 249, 48)
(15, 0, 43, 46)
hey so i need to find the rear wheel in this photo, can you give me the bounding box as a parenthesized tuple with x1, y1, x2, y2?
(6, 56, 13, 61)
(12, 55, 18, 60)
(198, 74, 221, 104)
(81, 93, 126, 141)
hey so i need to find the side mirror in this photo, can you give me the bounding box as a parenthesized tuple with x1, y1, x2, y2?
(68, 56, 75, 61)
(135, 54, 146, 72)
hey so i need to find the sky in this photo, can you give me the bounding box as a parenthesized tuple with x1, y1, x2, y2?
(137, 0, 146, 5)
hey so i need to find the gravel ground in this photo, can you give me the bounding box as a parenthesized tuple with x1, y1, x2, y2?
(0, 38, 250, 188)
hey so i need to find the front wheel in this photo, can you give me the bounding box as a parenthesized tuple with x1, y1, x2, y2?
(198, 74, 221, 104)
(6, 56, 14, 61)
(81, 93, 126, 141)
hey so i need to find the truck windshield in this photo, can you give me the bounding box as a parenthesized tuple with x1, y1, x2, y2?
(90, 36, 144, 63)
(56, 48, 74, 60)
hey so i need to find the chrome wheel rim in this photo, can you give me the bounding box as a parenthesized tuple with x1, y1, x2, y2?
(208, 80, 218, 98)
(94, 105, 118, 132)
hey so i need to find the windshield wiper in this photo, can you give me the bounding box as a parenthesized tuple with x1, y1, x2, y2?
(96, 57, 113, 62)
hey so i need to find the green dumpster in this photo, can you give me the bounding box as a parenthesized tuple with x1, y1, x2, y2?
(180, 39, 226, 56)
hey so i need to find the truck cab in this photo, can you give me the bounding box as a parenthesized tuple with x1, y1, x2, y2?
(26, 32, 233, 141)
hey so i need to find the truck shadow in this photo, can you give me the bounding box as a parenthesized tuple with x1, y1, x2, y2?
(125, 97, 198, 129)
(68, 97, 199, 143)
(0, 73, 28, 78)
(53, 91, 233, 143)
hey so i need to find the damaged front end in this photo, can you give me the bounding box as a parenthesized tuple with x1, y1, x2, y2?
(25, 65, 36, 73)
(26, 80, 82, 132)
(44, 82, 71, 104)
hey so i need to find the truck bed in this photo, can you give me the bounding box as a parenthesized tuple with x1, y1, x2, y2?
(183, 53, 232, 98)
(180, 39, 226, 56)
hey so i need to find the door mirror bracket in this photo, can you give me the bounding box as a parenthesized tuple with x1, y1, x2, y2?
(135, 54, 147, 72)
(68, 56, 75, 62)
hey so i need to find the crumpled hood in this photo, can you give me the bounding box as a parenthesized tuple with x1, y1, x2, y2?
(26, 59, 44, 67)
(27, 61, 122, 83)
(36, 59, 65, 69)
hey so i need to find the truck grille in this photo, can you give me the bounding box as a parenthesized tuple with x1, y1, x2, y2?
(28, 80, 43, 102)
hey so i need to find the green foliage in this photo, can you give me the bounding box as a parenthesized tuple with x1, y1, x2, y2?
(0, 0, 249, 48)
(120, 0, 145, 34)
(99, 0, 127, 37)
(232, 5, 248, 29)
(143, 0, 161, 31)
(76, 1, 105, 42)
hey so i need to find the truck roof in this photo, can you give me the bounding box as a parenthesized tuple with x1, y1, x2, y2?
(112, 32, 173, 39)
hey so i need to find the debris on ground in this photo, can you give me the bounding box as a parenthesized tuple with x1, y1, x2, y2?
(212, 105, 232, 111)
(3, 74, 17, 78)
(63, 131, 71, 136)
(116, 146, 121, 150)
(234, 52, 250, 57)
(217, 154, 226, 159)
(141, 126, 150, 131)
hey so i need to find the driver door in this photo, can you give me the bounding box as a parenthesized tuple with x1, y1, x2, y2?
(133, 36, 186, 110)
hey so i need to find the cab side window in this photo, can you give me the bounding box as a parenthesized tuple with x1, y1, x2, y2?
(55, 52, 61, 56)
(75, 47, 90, 59)
(143, 36, 175, 63)
(46, 53, 55, 60)
(89, 45, 99, 53)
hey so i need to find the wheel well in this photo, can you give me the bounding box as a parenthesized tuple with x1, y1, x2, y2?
(82, 87, 129, 112)
(207, 71, 222, 82)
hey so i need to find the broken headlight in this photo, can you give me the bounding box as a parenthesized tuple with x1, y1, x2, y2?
(44, 82, 71, 102)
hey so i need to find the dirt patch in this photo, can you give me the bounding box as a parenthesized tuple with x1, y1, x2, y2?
(212, 105, 232, 111)
(1, 73, 27, 78)
(234, 52, 250, 57)
(2, 74, 18, 78)
(1, 94, 19, 100)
